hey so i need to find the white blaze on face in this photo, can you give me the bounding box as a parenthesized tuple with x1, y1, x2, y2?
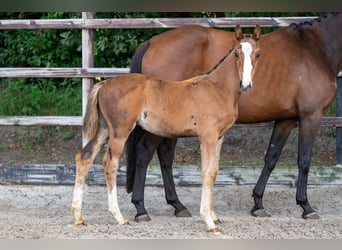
(241, 42, 253, 89)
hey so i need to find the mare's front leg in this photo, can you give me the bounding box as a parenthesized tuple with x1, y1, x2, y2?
(296, 114, 321, 219)
(251, 120, 296, 217)
(200, 135, 224, 233)
(104, 136, 129, 225)
(157, 137, 191, 217)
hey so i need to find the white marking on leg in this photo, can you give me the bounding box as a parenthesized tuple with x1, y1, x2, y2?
(108, 185, 128, 225)
(71, 185, 84, 225)
(200, 183, 217, 231)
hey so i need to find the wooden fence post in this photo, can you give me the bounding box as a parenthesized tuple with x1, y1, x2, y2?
(82, 12, 94, 147)
(336, 77, 342, 166)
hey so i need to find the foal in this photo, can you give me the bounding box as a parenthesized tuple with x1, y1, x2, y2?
(71, 25, 261, 233)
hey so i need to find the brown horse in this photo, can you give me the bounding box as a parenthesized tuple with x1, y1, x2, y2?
(71, 26, 261, 233)
(126, 12, 341, 221)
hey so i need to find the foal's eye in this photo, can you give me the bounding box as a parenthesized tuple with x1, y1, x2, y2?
(234, 50, 239, 58)
(255, 52, 260, 58)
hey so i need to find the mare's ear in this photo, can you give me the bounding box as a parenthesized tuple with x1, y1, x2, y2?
(235, 25, 243, 41)
(253, 24, 261, 40)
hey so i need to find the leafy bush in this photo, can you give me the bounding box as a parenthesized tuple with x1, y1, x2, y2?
(0, 78, 81, 116)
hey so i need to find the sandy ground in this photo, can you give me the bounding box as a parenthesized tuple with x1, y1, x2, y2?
(0, 184, 341, 239)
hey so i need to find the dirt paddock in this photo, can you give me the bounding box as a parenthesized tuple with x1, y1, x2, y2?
(0, 184, 341, 239)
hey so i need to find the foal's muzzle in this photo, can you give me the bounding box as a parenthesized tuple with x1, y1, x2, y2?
(240, 80, 252, 91)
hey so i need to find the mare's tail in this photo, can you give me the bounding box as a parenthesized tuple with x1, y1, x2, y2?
(82, 83, 104, 142)
(126, 40, 151, 193)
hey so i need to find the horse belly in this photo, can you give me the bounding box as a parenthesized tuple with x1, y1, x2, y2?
(237, 99, 297, 123)
(137, 111, 198, 138)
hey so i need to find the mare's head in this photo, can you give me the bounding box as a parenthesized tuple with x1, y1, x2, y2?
(234, 25, 261, 91)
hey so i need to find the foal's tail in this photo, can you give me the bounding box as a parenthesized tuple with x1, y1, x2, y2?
(126, 40, 151, 194)
(83, 82, 104, 141)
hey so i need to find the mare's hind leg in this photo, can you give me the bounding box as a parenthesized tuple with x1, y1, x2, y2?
(199, 135, 224, 233)
(157, 138, 191, 217)
(296, 114, 321, 219)
(251, 120, 296, 217)
(71, 128, 108, 226)
(104, 135, 129, 225)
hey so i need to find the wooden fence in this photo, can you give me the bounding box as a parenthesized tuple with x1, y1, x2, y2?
(0, 12, 342, 164)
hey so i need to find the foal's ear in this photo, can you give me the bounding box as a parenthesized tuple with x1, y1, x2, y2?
(253, 25, 261, 40)
(235, 25, 243, 41)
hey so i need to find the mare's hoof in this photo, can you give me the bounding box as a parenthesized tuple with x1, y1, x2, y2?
(134, 214, 151, 222)
(251, 209, 272, 218)
(175, 209, 192, 217)
(207, 227, 222, 235)
(303, 212, 320, 220)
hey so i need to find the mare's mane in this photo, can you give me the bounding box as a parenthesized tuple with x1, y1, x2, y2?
(205, 48, 233, 75)
(205, 33, 257, 75)
(290, 12, 334, 28)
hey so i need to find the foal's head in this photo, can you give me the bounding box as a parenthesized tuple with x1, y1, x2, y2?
(234, 25, 261, 91)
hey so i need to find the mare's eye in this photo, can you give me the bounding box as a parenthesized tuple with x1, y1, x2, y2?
(234, 50, 239, 58)
(255, 52, 260, 58)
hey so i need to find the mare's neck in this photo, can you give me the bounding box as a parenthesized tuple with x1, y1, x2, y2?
(311, 13, 342, 75)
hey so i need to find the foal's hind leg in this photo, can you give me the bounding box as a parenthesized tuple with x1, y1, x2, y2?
(157, 138, 191, 217)
(103, 135, 128, 225)
(251, 120, 296, 217)
(71, 128, 108, 226)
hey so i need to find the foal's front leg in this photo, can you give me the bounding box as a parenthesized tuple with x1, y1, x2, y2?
(103, 137, 129, 225)
(199, 136, 224, 233)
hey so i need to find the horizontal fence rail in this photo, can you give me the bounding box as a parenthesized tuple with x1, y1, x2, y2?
(0, 67, 129, 78)
(0, 116, 82, 126)
(0, 17, 318, 30)
(0, 117, 341, 128)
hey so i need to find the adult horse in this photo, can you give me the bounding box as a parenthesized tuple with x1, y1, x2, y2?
(71, 26, 261, 233)
(126, 12, 341, 221)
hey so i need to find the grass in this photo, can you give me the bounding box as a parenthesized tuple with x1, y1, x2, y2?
(63, 131, 75, 141)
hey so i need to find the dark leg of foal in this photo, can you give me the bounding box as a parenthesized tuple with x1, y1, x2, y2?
(296, 115, 321, 219)
(157, 138, 191, 217)
(251, 120, 297, 217)
(132, 132, 163, 221)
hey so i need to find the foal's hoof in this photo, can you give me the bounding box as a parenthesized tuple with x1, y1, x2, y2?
(251, 209, 272, 218)
(74, 221, 86, 227)
(134, 214, 151, 222)
(119, 220, 130, 225)
(175, 209, 192, 218)
(303, 212, 320, 220)
(207, 227, 222, 235)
